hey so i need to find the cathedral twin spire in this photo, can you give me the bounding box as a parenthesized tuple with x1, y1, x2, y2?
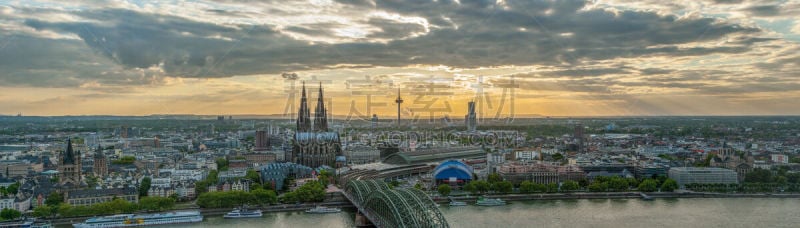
(297, 81, 328, 132)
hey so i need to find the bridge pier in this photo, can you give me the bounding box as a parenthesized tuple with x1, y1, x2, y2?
(355, 211, 375, 227)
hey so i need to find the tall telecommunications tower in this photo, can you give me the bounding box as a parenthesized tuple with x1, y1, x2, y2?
(395, 88, 403, 128)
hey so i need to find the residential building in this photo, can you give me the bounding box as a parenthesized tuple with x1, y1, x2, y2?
(65, 187, 138, 207)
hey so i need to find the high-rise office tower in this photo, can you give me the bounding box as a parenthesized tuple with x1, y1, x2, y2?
(466, 101, 477, 131)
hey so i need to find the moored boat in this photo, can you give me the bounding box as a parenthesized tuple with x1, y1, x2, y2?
(476, 196, 506, 206)
(72, 210, 203, 228)
(224, 208, 263, 219)
(305, 206, 342, 214)
(0, 218, 53, 228)
(449, 201, 468, 206)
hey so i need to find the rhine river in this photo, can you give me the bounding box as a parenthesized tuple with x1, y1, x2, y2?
(164, 198, 798, 228)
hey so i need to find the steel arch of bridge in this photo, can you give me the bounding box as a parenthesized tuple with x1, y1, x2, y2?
(344, 180, 449, 228)
(345, 179, 390, 203)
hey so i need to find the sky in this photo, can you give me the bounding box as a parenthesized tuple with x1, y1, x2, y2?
(0, 0, 799, 118)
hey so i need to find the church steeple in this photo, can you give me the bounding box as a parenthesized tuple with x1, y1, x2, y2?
(94, 145, 104, 158)
(296, 81, 312, 132)
(59, 137, 82, 187)
(63, 138, 76, 165)
(313, 82, 328, 132)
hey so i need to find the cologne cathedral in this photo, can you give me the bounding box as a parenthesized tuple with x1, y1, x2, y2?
(290, 82, 342, 168)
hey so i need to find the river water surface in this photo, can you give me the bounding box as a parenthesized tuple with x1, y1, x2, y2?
(129, 198, 800, 228)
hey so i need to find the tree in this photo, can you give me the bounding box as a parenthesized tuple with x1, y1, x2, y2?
(552, 153, 564, 161)
(246, 169, 261, 185)
(638, 179, 658, 192)
(625, 178, 639, 189)
(197, 191, 258, 208)
(279, 192, 298, 204)
(112, 156, 136, 165)
(86, 176, 99, 188)
(317, 170, 331, 187)
(138, 196, 176, 212)
(414, 183, 423, 190)
(519, 181, 535, 193)
(588, 182, 608, 192)
(561, 181, 580, 192)
(744, 168, 772, 183)
(661, 179, 679, 192)
(291, 181, 326, 203)
(32, 205, 53, 218)
(389, 180, 400, 189)
(252, 189, 278, 205)
(494, 181, 513, 194)
(776, 176, 788, 186)
(473, 180, 491, 194)
(139, 177, 151, 197)
(487, 173, 502, 183)
(578, 178, 589, 188)
(216, 158, 229, 171)
(46, 192, 63, 207)
(608, 177, 629, 192)
(437, 184, 452, 196)
(6, 182, 19, 195)
(533, 183, 547, 193)
(464, 182, 478, 194)
(195, 169, 219, 193)
(546, 183, 559, 193)
(0, 208, 21, 220)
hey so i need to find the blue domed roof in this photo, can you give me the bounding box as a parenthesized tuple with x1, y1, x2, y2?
(433, 160, 473, 180)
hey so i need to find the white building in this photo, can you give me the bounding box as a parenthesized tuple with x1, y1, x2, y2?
(15, 196, 30, 212)
(231, 179, 251, 192)
(147, 186, 174, 198)
(0, 197, 14, 210)
(515, 151, 538, 160)
(150, 177, 172, 188)
(668, 167, 738, 187)
(753, 160, 772, 170)
(771, 154, 789, 164)
(170, 169, 205, 181)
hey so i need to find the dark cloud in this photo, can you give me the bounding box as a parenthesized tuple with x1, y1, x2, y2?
(365, 18, 427, 39)
(489, 77, 613, 93)
(0, 35, 159, 87)
(513, 68, 630, 78)
(742, 5, 781, 17)
(281, 72, 299, 80)
(8, 1, 767, 87)
(334, 0, 375, 6)
(490, 67, 800, 96)
(712, 0, 744, 4)
(284, 22, 347, 38)
(639, 68, 674, 75)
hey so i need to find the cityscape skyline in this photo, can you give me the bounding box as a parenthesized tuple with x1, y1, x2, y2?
(3, 1, 800, 227)
(1, 0, 799, 116)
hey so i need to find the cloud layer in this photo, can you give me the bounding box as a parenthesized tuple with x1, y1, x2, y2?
(0, 0, 799, 116)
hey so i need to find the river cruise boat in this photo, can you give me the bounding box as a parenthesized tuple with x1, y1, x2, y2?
(72, 210, 203, 228)
(223, 208, 263, 218)
(449, 201, 468, 206)
(0, 219, 53, 228)
(305, 206, 342, 214)
(476, 196, 506, 206)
